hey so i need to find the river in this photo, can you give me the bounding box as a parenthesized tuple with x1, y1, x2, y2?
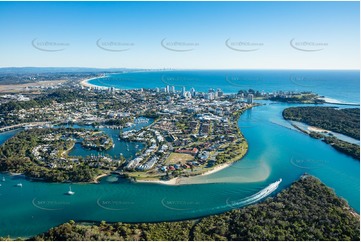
(0, 101, 359, 238)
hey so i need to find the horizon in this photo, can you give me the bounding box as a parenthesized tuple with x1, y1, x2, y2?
(0, 67, 360, 71)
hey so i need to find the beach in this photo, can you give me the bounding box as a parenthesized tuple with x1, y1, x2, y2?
(136, 177, 180, 185)
(135, 162, 233, 186)
(199, 162, 233, 176)
(80, 77, 108, 89)
(93, 173, 108, 183)
(308, 126, 327, 133)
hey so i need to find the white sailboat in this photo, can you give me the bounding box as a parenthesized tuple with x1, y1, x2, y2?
(16, 183, 22, 187)
(2, 177, 5, 182)
(67, 186, 75, 195)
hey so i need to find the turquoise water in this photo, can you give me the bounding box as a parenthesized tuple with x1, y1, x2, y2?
(0, 69, 360, 237)
(0, 129, 20, 144)
(59, 121, 153, 160)
(0, 101, 359, 238)
(89, 70, 360, 104)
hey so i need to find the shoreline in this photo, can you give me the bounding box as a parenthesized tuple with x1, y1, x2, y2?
(136, 177, 180, 185)
(92, 173, 108, 183)
(199, 162, 233, 176)
(320, 97, 360, 106)
(1, 104, 252, 186)
(80, 77, 108, 90)
(135, 146, 248, 186)
(135, 162, 234, 186)
(134, 106, 252, 186)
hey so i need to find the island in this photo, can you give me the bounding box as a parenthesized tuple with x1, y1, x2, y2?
(283, 106, 360, 160)
(25, 176, 360, 241)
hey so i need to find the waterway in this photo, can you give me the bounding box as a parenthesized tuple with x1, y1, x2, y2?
(0, 102, 359, 238)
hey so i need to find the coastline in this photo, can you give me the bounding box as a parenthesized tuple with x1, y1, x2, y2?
(136, 177, 180, 185)
(199, 162, 233, 176)
(134, 106, 252, 186)
(80, 77, 108, 90)
(1, 103, 252, 186)
(135, 162, 234, 186)
(320, 97, 360, 106)
(92, 173, 108, 183)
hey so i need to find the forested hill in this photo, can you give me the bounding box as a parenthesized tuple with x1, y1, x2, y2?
(25, 176, 359, 241)
(282, 107, 360, 139)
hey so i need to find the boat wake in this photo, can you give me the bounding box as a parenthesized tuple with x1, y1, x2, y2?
(183, 179, 283, 215)
(225, 179, 282, 209)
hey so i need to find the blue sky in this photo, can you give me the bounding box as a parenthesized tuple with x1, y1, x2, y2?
(0, 1, 359, 69)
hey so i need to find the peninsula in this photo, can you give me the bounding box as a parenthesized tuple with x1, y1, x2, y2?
(0, 81, 258, 183)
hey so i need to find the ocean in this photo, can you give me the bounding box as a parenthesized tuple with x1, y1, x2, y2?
(88, 70, 360, 104)
(0, 70, 359, 237)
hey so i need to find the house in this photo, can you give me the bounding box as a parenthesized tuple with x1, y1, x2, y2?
(175, 147, 199, 156)
(182, 164, 191, 169)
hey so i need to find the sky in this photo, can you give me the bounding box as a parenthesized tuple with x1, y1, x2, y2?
(0, 1, 359, 69)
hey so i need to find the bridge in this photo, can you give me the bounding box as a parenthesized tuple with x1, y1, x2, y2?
(0, 122, 52, 132)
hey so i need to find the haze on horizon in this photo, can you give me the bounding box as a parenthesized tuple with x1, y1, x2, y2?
(0, 1, 359, 70)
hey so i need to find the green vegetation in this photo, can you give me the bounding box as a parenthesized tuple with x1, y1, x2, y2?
(29, 176, 359, 241)
(269, 92, 325, 104)
(283, 107, 360, 139)
(215, 141, 247, 165)
(0, 90, 82, 114)
(104, 118, 133, 126)
(322, 135, 360, 160)
(0, 88, 138, 128)
(81, 133, 113, 151)
(0, 128, 104, 182)
(283, 107, 360, 160)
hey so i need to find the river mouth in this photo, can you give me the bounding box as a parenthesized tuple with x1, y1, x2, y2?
(0, 101, 359, 238)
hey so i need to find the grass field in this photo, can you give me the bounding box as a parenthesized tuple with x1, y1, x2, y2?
(165, 152, 194, 165)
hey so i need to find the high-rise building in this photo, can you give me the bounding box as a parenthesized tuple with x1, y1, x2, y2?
(156, 87, 160, 93)
(217, 88, 223, 97)
(205, 92, 214, 100)
(184, 91, 192, 100)
(190, 87, 196, 97)
(247, 94, 254, 104)
(171, 86, 175, 93)
(182, 86, 186, 96)
(214, 91, 218, 99)
(108, 87, 115, 94)
(166, 85, 170, 93)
